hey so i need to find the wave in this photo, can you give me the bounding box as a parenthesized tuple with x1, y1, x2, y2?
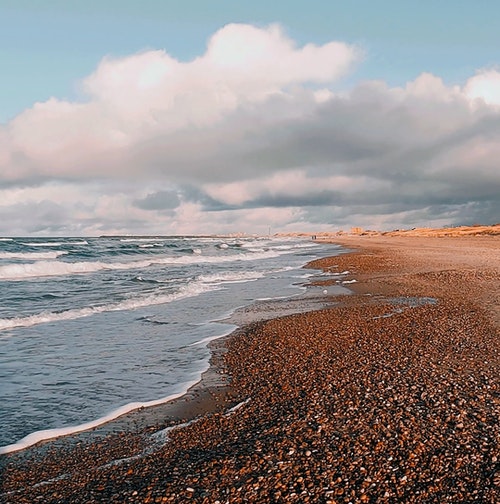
(0, 251, 67, 260)
(271, 242, 320, 251)
(0, 249, 282, 281)
(132, 275, 178, 284)
(120, 238, 165, 243)
(0, 269, 271, 332)
(21, 242, 64, 247)
(138, 243, 164, 248)
(0, 238, 13, 242)
(240, 241, 320, 254)
(198, 271, 265, 284)
(65, 240, 89, 245)
(0, 260, 110, 280)
(188, 326, 237, 347)
(0, 279, 220, 331)
(21, 240, 89, 247)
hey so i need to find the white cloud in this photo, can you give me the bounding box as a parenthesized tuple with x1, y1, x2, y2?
(464, 69, 500, 106)
(0, 23, 359, 186)
(0, 24, 499, 235)
(405, 73, 460, 101)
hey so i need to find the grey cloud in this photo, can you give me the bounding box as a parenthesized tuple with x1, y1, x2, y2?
(133, 190, 180, 211)
(203, 189, 386, 210)
(131, 84, 498, 191)
(3, 77, 500, 233)
(133, 186, 231, 212)
(0, 201, 68, 234)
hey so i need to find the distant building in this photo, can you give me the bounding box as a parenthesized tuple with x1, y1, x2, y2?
(351, 227, 363, 235)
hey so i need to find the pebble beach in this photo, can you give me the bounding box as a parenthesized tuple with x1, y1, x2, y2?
(1, 235, 499, 503)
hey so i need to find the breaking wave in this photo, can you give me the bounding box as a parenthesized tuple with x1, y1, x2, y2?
(0, 250, 281, 281)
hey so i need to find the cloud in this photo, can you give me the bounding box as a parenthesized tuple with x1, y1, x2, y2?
(1, 23, 359, 182)
(464, 69, 500, 106)
(133, 190, 180, 211)
(0, 24, 499, 235)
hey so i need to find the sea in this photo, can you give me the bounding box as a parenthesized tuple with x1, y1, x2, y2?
(0, 235, 343, 454)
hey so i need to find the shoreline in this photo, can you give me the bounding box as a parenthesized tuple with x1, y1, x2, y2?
(2, 235, 499, 503)
(0, 263, 343, 456)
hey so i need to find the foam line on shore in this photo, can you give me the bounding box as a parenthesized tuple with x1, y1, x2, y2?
(0, 382, 201, 455)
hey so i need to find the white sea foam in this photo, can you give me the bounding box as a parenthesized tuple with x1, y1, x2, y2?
(0, 281, 218, 331)
(0, 251, 67, 260)
(291, 272, 315, 279)
(120, 238, 164, 242)
(0, 259, 112, 280)
(0, 384, 200, 455)
(138, 243, 164, 248)
(272, 242, 320, 250)
(149, 418, 198, 447)
(20, 240, 88, 247)
(198, 270, 265, 284)
(225, 398, 251, 416)
(21, 242, 64, 247)
(0, 249, 282, 281)
(188, 325, 237, 347)
(66, 240, 89, 245)
(0, 238, 13, 241)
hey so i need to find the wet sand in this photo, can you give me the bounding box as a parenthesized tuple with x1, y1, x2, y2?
(1, 236, 499, 503)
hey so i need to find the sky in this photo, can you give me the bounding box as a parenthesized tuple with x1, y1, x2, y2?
(1, 1, 499, 236)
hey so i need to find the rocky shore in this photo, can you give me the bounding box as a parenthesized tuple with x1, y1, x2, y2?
(1, 236, 499, 503)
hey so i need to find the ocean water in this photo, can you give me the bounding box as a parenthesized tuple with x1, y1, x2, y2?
(0, 236, 342, 453)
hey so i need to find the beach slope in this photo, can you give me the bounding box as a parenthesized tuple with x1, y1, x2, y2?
(1, 235, 499, 503)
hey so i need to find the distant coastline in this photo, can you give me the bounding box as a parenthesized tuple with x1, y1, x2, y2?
(278, 223, 500, 239)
